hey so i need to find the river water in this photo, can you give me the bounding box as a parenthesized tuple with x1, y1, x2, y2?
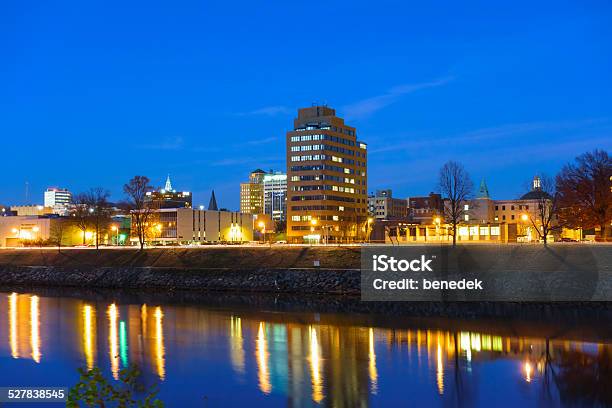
(0, 291, 610, 407)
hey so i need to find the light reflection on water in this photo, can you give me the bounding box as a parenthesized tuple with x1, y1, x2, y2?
(1, 292, 611, 407)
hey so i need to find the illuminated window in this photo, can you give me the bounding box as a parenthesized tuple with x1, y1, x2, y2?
(469, 226, 478, 236)
(490, 227, 500, 236)
(464, 214, 469, 221)
(459, 227, 469, 236)
(479, 227, 488, 235)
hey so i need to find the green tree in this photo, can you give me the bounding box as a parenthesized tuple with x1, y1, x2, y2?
(67, 366, 163, 408)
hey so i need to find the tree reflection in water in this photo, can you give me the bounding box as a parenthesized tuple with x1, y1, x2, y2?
(553, 346, 612, 406)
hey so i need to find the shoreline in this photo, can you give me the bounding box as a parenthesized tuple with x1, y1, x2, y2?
(0, 244, 610, 304)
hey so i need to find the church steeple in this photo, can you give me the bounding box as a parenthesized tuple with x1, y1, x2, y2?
(208, 190, 218, 211)
(478, 178, 490, 199)
(164, 174, 173, 192)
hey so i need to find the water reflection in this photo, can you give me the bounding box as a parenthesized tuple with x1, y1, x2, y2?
(154, 306, 165, 381)
(229, 316, 245, 375)
(108, 303, 119, 379)
(257, 322, 272, 394)
(82, 304, 95, 370)
(1, 292, 611, 407)
(30, 295, 40, 363)
(8, 293, 18, 358)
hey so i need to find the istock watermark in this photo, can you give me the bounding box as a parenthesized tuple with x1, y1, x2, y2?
(360, 245, 612, 302)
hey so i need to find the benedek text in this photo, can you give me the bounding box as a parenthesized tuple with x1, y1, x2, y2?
(373, 278, 483, 290)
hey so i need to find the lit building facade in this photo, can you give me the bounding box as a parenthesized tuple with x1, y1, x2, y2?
(133, 208, 253, 245)
(263, 172, 287, 222)
(9, 205, 53, 216)
(0, 216, 85, 247)
(240, 169, 266, 215)
(368, 189, 407, 220)
(44, 187, 72, 215)
(408, 193, 444, 224)
(287, 106, 368, 243)
(145, 175, 192, 209)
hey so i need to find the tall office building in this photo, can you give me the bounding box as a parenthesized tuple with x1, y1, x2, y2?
(286, 106, 367, 243)
(240, 169, 266, 214)
(263, 172, 287, 221)
(43, 187, 72, 215)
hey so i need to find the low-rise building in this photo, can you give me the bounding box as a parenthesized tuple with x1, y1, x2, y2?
(134, 208, 254, 245)
(0, 216, 84, 247)
(10, 205, 53, 216)
(408, 193, 443, 224)
(368, 189, 407, 220)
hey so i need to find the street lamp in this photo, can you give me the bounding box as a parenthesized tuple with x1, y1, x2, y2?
(258, 221, 266, 244)
(111, 225, 119, 246)
(520, 213, 530, 242)
(367, 217, 373, 243)
(154, 223, 162, 245)
(310, 218, 318, 245)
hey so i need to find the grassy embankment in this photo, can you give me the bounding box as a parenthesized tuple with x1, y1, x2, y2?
(0, 247, 361, 270)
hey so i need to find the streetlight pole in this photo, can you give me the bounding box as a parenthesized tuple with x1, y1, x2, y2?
(310, 218, 318, 245)
(258, 221, 265, 244)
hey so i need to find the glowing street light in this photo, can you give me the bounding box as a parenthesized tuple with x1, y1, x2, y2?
(521, 213, 529, 222)
(258, 221, 266, 244)
(111, 225, 119, 246)
(366, 217, 374, 243)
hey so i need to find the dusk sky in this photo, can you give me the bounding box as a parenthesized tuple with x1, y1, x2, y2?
(2, 0, 611, 210)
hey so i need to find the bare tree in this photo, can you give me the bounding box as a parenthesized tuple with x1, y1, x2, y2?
(525, 175, 560, 245)
(84, 187, 112, 250)
(71, 193, 92, 245)
(556, 149, 611, 241)
(49, 218, 70, 253)
(123, 176, 154, 250)
(438, 161, 474, 246)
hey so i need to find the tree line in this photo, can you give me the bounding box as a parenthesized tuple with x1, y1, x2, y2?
(49, 176, 155, 251)
(438, 149, 611, 246)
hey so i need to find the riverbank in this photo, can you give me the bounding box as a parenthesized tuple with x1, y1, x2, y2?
(0, 245, 610, 297)
(0, 247, 360, 293)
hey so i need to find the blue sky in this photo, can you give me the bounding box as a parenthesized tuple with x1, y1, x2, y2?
(2, 0, 611, 210)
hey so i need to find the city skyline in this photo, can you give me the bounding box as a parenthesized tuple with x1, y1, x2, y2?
(3, 0, 612, 209)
